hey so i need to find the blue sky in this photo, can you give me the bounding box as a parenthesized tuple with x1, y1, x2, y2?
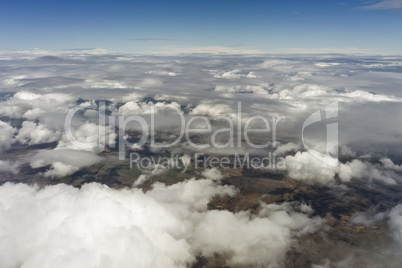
(1, 0, 402, 54)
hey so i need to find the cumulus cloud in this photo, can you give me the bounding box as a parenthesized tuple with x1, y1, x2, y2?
(0, 180, 323, 268)
(202, 168, 223, 181)
(339, 159, 401, 185)
(285, 152, 340, 184)
(0, 91, 74, 119)
(29, 149, 103, 177)
(0, 160, 19, 174)
(121, 92, 144, 103)
(1, 49, 402, 267)
(146, 70, 178, 76)
(389, 204, 402, 245)
(314, 62, 340, 68)
(274, 142, 301, 155)
(208, 69, 256, 79)
(15, 121, 61, 145)
(56, 122, 116, 152)
(192, 202, 323, 267)
(380, 158, 402, 171)
(116, 101, 181, 116)
(190, 101, 236, 118)
(275, 84, 401, 103)
(0, 120, 15, 152)
(285, 152, 401, 185)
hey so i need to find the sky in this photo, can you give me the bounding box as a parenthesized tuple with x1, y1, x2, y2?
(1, 0, 402, 54)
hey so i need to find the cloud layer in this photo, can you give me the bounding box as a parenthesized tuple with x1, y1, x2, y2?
(0, 178, 322, 268)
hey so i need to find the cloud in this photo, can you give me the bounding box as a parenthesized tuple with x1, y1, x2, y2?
(359, 0, 402, 10)
(0, 180, 323, 268)
(389, 204, 402, 245)
(127, 38, 197, 42)
(314, 62, 341, 68)
(133, 174, 149, 186)
(146, 70, 178, 76)
(164, 45, 267, 55)
(274, 142, 301, 155)
(339, 158, 401, 185)
(380, 158, 402, 171)
(2, 48, 402, 267)
(192, 202, 323, 267)
(214, 85, 268, 95)
(56, 122, 116, 152)
(351, 210, 387, 226)
(285, 152, 340, 185)
(189, 101, 236, 118)
(0, 120, 15, 152)
(202, 168, 223, 181)
(15, 121, 61, 145)
(208, 69, 257, 79)
(0, 91, 74, 119)
(285, 152, 402, 185)
(0, 160, 19, 174)
(29, 149, 103, 177)
(116, 101, 181, 117)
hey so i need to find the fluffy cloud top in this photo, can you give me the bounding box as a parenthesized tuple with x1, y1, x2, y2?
(0, 179, 323, 268)
(389, 204, 402, 245)
(0, 160, 19, 174)
(29, 149, 103, 177)
(285, 152, 402, 185)
(0, 91, 74, 120)
(56, 122, 116, 152)
(15, 121, 61, 145)
(0, 120, 15, 152)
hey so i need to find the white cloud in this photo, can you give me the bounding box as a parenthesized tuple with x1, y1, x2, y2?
(0, 160, 19, 174)
(0, 180, 323, 268)
(116, 101, 181, 116)
(285, 152, 340, 184)
(340, 90, 400, 102)
(202, 168, 223, 181)
(208, 69, 257, 79)
(0, 91, 74, 119)
(146, 70, 178, 76)
(56, 122, 116, 152)
(339, 159, 400, 185)
(274, 142, 301, 155)
(121, 92, 144, 103)
(85, 79, 127, 89)
(285, 152, 401, 185)
(389, 204, 402, 245)
(192, 202, 323, 267)
(29, 149, 103, 177)
(380, 158, 402, 171)
(133, 174, 149, 186)
(190, 101, 236, 118)
(314, 62, 340, 68)
(0, 120, 15, 152)
(15, 121, 61, 145)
